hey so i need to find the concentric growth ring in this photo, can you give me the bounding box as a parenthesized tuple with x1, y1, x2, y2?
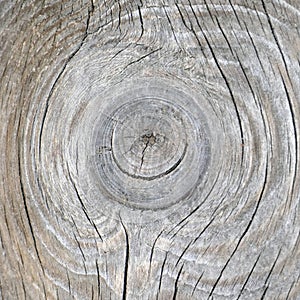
(111, 99, 187, 180)
(90, 79, 211, 211)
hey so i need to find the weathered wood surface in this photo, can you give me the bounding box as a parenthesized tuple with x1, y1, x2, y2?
(1, 0, 300, 299)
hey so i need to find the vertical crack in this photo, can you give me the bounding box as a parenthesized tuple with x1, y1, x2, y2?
(39, 4, 94, 158)
(157, 252, 168, 299)
(260, 0, 292, 82)
(137, 4, 144, 39)
(237, 252, 262, 299)
(140, 139, 150, 171)
(96, 259, 101, 298)
(209, 160, 269, 297)
(120, 220, 129, 300)
(173, 264, 184, 300)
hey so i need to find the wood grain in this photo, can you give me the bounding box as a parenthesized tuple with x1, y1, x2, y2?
(1, 0, 300, 299)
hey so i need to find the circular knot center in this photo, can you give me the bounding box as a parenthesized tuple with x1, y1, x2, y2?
(111, 100, 187, 180)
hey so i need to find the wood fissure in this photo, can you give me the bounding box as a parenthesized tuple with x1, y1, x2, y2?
(1, 0, 299, 299)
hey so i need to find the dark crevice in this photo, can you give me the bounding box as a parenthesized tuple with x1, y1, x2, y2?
(174, 241, 193, 268)
(236, 55, 257, 104)
(73, 233, 86, 261)
(90, 0, 94, 13)
(260, 285, 269, 299)
(279, 71, 298, 210)
(120, 219, 129, 300)
(209, 194, 227, 219)
(173, 264, 184, 300)
(36, 176, 50, 212)
(109, 43, 132, 62)
(137, 5, 144, 39)
(167, 214, 189, 238)
(149, 230, 164, 277)
(66, 269, 71, 294)
(162, 3, 181, 48)
(0, 231, 2, 251)
(41, 274, 48, 300)
(186, 0, 206, 56)
(234, 53, 270, 185)
(260, 0, 292, 83)
(291, 230, 300, 256)
(244, 23, 265, 73)
(192, 217, 215, 245)
(203, 0, 216, 24)
(116, 0, 122, 31)
(39, 5, 94, 158)
(264, 248, 281, 286)
(157, 252, 168, 298)
(191, 271, 204, 297)
(253, 5, 268, 36)
(140, 139, 150, 171)
(17, 117, 44, 275)
(175, 2, 192, 31)
(113, 131, 185, 182)
(123, 47, 162, 70)
(286, 280, 296, 300)
(91, 285, 95, 300)
(3, 206, 12, 241)
(267, 56, 277, 79)
(215, 17, 235, 57)
(188, 1, 245, 162)
(96, 259, 101, 298)
(67, 164, 103, 242)
(237, 252, 261, 299)
(228, 0, 243, 28)
(126, 6, 133, 25)
(168, 169, 221, 239)
(209, 160, 269, 297)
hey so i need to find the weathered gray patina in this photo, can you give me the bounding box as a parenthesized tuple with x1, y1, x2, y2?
(0, 0, 299, 299)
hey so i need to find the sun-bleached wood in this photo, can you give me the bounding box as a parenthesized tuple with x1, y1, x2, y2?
(0, 0, 299, 299)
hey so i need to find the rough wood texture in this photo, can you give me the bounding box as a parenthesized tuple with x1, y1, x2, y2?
(1, 0, 300, 299)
